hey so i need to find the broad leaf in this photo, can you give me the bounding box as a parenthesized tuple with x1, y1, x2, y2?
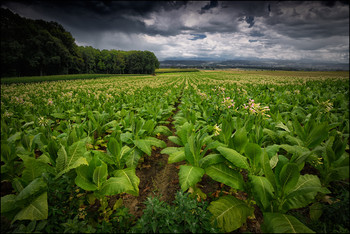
(112, 168, 140, 196)
(16, 178, 47, 204)
(13, 192, 48, 222)
(93, 162, 108, 189)
(133, 139, 152, 156)
(107, 137, 121, 159)
(19, 155, 52, 184)
(250, 175, 274, 211)
(305, 123, 328, 148)
(261, 150, 276, 190)
(205, 163, 244, 191)
(244, 143, 262, 167)
(153, 125, 172, 136)
(144, 137, 166, 148)
(286, 174, 329, 199)
(125, 148, 142, 168)
(1, 194, 17, 213)
(208, 196, 252, 232)
(265, 144, 280, 159)
(178, 165, 205, 192)
(166, 148, 186, 164)
(279, 163, 300, 195)
(232, 127, 248, 154)
(276, 122, 291, 132)
(217, 146, 249, 170)
(199, 154, 225, 168)
(75, 165, 98, 191)
(55, 140, 88, 178)
(262, 212, 314, 233)
(168, 136, 183, 146)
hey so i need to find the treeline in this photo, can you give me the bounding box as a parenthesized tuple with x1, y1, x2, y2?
(0, 8, 159, 77)
(78, 47, 159, 75)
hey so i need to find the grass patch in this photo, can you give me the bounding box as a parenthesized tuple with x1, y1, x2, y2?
(0, 73, 150, 84)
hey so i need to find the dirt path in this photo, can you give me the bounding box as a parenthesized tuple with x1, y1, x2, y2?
(121, 99, 183, 218)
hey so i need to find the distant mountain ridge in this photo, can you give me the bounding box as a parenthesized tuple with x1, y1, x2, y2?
(160, 59, 349, 71)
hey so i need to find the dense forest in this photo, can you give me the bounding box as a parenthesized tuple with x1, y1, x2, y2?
(0, 8, 159, 77)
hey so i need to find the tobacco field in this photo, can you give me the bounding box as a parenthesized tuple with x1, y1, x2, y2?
(1, 70, 349, 233)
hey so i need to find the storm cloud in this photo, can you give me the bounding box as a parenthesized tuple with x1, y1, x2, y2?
(1, 0, 349, 63)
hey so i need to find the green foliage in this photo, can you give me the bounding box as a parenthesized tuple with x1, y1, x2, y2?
(131, 191, 218, 233)
(208, 195, 253, 232)
(262, 212, 315, 233)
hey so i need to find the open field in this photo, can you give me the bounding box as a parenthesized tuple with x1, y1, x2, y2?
(1, 70, 349, 233)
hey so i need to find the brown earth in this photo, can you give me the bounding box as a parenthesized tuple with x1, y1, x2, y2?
(120, 100, 184, 218)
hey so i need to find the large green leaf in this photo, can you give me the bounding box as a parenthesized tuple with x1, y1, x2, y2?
(107, 137, 121, 159)
(13, 192, 48, 222)
(250, 175, 274, 211)
(75, 165, 98, 191)
(55, 140, 88, 178)
(153, 125, 172, 136)
(144, 137, 166, 148)
(283, 192, 319, 211)
(177, 122, 193, 145)
(133, 139, 152, 156)
(199, 154, 225, 168)
(99, 177, 133, 197)
(111, 168, 140, 196)
(262, 212, 314, 233)
(261, 150, 277, 189)
(208, 196, 252, 232)
(162, 147, 186, 164)
(244, 143, 262, 167)
(217, 146, 249, 170)
(178, 165, 205, 192)
(276, 122, 291, 132)
(1, 194, 17, 213)
(305, 123, 328, 148)
(168, 136, 183, 146)
(125, 148, 142, 168)
(205, 163, 244, 191)
(285, 174, 329, 199)
(232, 127, 248, 154)
(7, 132, 22, 144)
(279, 163, 300, 195)
(16, 178, 47, 204)
(19, 155, 52, 184)
(265, 144, 280, 159)
(93, 162, 108, 189)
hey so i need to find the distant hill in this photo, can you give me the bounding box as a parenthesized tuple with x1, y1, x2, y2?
(160, 59, 349, 71)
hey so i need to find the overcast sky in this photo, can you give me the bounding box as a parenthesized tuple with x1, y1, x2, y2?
(1, 1, 349, 63)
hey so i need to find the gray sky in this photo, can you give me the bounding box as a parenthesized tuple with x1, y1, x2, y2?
(1, 1, 349, 63)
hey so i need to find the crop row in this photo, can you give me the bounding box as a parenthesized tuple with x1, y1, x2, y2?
(1, 70, 349, 233)
(160, 71, 349, 232)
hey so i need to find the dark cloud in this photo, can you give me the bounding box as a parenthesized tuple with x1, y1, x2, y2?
(0, 0, 348, 63)
(245, 16, 255, 28)
(199, 0, 218, 14)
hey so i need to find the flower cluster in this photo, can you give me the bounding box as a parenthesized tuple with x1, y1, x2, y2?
(294, 90, 300, 95)
(197, 89, 208, 100)
(4, 111, 13, 118)
(221, 97, 235, 109)
(212, 86, 226, 95)
(317, 99, 333, 113)
(213, 124, 222, 136)
(38, 116, 49, 126)
(105, 93, 113, 100)
(243, 98, 270, 117)
(47, 98, 53, 105)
